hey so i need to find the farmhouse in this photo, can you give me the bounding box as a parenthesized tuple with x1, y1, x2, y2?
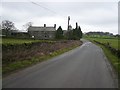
(28, 24, 56, 39)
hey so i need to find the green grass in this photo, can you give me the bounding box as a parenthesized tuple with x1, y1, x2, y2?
(86, 37, 119, 50)
(2, 38, 55, 45)
(97, 43, 119, 73)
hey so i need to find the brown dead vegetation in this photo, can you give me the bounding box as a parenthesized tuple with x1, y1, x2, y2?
(3, 40, 82, 65)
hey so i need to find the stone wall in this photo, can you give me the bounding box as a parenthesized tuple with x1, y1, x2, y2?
(28, 31, 55, 39)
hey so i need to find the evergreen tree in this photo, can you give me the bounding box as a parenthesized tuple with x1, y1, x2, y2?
(78, 26, 82, 38)
(66, 23, 83, 40)
(72, 28, 78, 40)
(55, 26, 63, 39)
(72, 26, 82, 40)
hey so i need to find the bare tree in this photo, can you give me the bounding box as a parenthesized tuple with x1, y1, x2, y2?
(2, 20, 15, 36)
(23, 22, 33, 31)
(2, 20, 14, 30)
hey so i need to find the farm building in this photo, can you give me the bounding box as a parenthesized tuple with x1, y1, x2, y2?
(11, 31, 29, 38)
(28, 24, 56, 39)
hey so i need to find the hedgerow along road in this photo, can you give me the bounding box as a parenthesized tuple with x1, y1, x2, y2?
(3, 39, 118, 88)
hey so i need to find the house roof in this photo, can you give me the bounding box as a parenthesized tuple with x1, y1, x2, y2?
(28, 26, 56, 31)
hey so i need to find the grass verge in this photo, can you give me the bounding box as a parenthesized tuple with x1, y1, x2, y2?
(97, 44, 119, 73)
(93, 42, 120, 88)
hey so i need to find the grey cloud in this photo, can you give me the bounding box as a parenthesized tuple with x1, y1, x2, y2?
(1, 2, 118, 34)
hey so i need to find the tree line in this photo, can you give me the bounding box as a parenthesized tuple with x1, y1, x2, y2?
(55, 22, 83, 40)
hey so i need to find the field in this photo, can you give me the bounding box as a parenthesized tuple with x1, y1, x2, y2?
(86, 37, 119, 50)
(2, 38, 54, 45)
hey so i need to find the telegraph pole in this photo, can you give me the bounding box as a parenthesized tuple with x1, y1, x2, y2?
(67, 16, 70, 39)
(68, 16, 70, 31)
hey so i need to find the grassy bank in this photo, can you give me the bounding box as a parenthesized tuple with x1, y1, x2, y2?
(86, 37, 119, 75)
(2, 38, 82, 76)
(2, 37, 55, 45)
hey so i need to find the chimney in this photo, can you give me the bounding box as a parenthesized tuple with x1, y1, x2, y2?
(44, 24, 46, 27)
(54, 24, 56, 29)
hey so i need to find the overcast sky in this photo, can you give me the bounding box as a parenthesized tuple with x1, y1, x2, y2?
(1, 0, 119, 34)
